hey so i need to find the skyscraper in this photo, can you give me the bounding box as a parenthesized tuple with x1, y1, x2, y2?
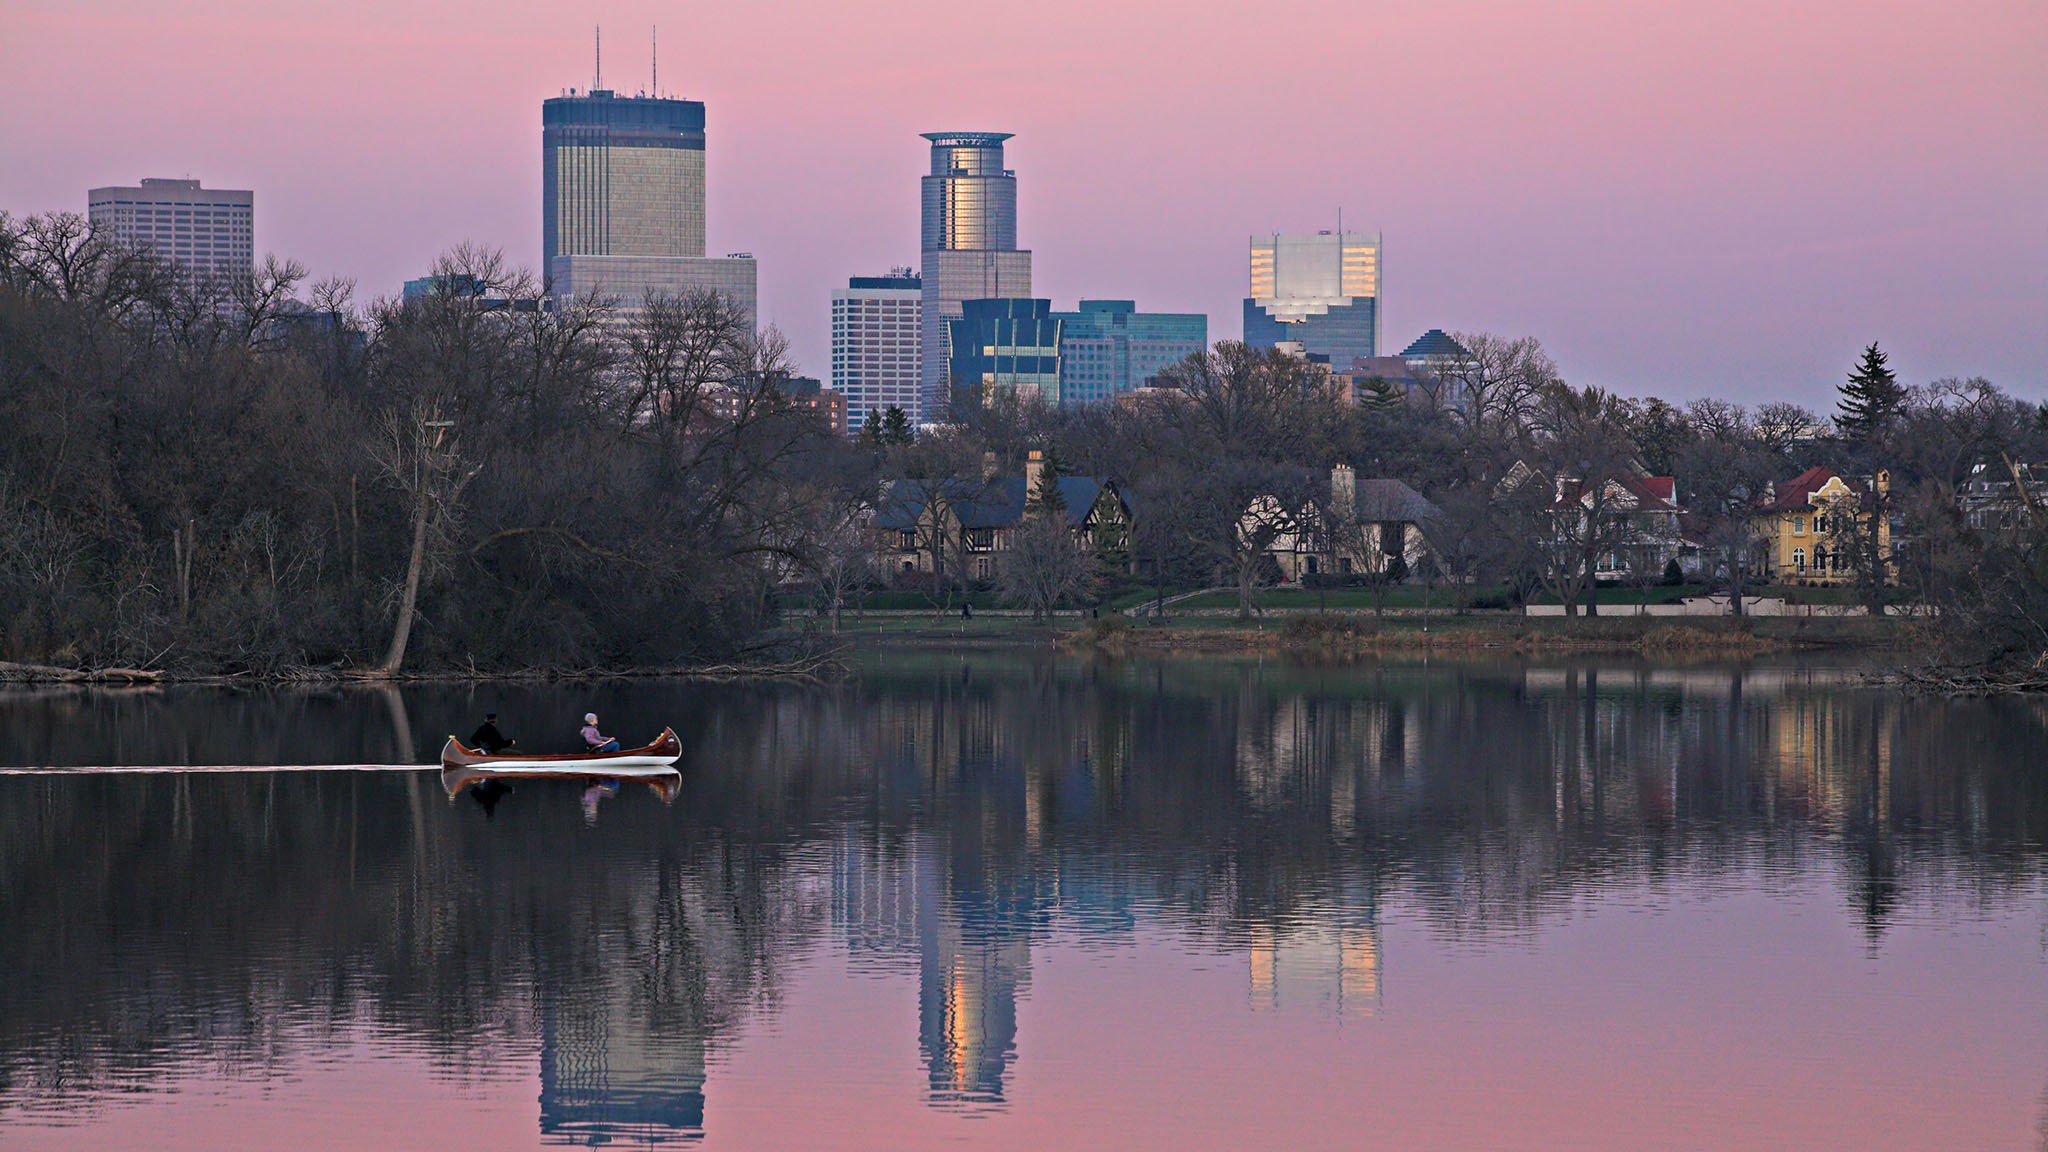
(1053, 301, 1208, 406)
(919, 133, 1031, 421)
(946, 299, 1062, 406)
(832, 269, 922, 434)
(1242, 230, 1381, 363)
(543, 88, 756, 321)
(87, 178, 253, 284)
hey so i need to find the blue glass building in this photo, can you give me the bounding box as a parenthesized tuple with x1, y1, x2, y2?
(945, 299, 1062, 407)
(1053, 301, 1207, 406)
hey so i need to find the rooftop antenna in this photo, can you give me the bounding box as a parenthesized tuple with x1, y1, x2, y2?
(652, 25, 657, 95)
(595, 25, 602, 90)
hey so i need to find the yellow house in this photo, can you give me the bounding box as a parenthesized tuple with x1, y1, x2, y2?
(1753, 466, 1891, 584)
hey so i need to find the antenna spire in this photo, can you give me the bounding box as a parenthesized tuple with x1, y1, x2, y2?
(595, 25, 602, 90)
(652, 25, 657, 95)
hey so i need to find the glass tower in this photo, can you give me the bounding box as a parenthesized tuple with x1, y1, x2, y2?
(1242, 230, 1382, 364)
(543, 90, 706, 264)
(543, 89, 755, 319)
(946, 298, 1062, 407)
(919, 133, 1031, 422)
(1053, 300, 1208, 407)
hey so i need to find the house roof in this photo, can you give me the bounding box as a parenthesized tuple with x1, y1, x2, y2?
(876, 476, 1110, 531)
(1349, 478, 1440, 521)
(1757, 466, 1864, 513)
(1551, 472, 1679, 511)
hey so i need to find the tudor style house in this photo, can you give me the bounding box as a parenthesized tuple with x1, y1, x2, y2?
(1753, 466, 1891, 584)
(1249, 464, 1437, 582)
(875, 450, 1130, 583)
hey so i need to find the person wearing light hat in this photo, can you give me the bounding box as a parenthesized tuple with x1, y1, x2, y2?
(579, 712, 620, 753)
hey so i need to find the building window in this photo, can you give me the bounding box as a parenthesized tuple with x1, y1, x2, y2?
(1794, 516, 1806, 534)
(1793, 547, 1806, 573)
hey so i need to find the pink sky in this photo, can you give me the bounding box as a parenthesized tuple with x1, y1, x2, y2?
(5, 0, 2044, 406)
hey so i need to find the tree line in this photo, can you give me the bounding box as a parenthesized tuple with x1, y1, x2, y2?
(0, 215, 851, 674)
(5, 210, 2045, 678)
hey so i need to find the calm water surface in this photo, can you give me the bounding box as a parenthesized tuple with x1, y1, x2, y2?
(1, 653, 2045, 1150)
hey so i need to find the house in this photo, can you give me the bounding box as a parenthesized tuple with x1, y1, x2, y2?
(1752, 466, 1891, 584)
(1249, 465, 1437, 582)
(1959, 461, 2047, 531)
(875, 450, 1130, 583)
(1497, 461, 1685, 579)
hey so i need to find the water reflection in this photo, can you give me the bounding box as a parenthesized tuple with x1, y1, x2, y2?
(0, 655, 2044, 1147)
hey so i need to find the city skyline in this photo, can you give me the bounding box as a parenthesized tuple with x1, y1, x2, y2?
(5, 0, 2042, 406)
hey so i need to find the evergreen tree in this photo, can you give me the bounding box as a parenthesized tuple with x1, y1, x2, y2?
(878, 405, 913, 446)
(1029, 447, 1068, 515)
(1836, 343, 1905, 447)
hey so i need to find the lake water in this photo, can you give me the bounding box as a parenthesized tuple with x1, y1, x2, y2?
(1, 653, 2044, 1151)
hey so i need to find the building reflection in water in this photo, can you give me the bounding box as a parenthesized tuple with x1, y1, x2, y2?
(538, 969, 707, 1146)
(4, 657, 2047, 1138)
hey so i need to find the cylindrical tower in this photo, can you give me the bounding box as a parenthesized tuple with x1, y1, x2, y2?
(920, 133, 1017, 252)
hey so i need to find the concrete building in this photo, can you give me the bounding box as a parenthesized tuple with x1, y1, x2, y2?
(920, 133, 1032, 421)
(1242, 230, 1381, 363)
(1052, 301, 1207, 406)
(946, 299, 1062, 406)
(542, 88, 755, 321)
(87, 178, 253, 284)
(832, 269, 922, 434)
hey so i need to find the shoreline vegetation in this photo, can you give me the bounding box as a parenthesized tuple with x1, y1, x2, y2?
(4, 219, 2041, 691)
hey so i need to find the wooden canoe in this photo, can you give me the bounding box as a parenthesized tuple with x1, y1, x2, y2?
(438, 727, 683, 773)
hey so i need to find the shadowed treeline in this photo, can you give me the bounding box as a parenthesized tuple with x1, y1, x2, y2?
(2, 657, 2045, 1138)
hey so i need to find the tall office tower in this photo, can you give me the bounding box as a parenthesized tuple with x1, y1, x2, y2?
(1053, 300, 1208, 406)
(1242, 230, 1381, 363)
(87, 178, 253, 284)
(832, 268, 922, 434)
(543, 89, 756, 322)
(946, 298, 1062, 406)
(919, 132, 1031, 421)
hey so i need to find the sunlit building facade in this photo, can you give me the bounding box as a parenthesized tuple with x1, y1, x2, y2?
(1242, 230, 1381, 363)
(87, 178, 253, 284)
(1052, 300, 1207, 406)
(543, 89, 755, 318)
(833, 269, 923, 433)
(920, 133, 1032, 420)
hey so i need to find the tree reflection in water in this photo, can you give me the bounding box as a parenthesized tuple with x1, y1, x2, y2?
(1, 655, 2045, 1143)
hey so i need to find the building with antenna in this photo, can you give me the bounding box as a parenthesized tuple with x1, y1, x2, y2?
(1242, 230, 1381, 364)
(919, 133, 1032, 422)
(542, 40, 756, 322)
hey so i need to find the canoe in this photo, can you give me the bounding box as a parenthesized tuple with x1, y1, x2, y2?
(438, 727, 683, 773)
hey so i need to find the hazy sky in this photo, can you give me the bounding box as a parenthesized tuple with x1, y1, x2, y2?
(6, 0, 2043, 408)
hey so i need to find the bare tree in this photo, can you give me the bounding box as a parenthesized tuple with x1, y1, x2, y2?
(370, 404, 477, 676)
(999, 514, 1088, 623)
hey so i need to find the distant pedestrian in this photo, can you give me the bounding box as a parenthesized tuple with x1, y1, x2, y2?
(962, 602, 973, 620)
(580, 713, 620, 753)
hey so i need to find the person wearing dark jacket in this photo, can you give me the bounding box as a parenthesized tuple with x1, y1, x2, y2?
(469, 713, 515, 754)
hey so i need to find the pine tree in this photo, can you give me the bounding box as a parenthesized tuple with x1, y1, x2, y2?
(1029, 447, 1068, 515)
(1836, 342, 1904, 447)
(878, 405, 912, 446)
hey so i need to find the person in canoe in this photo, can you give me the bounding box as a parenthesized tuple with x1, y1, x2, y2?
(469, 712, 516, 754)
(580, 713, 621, 753)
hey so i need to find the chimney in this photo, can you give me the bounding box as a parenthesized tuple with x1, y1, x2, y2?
(1331, 462, 1355, 523)
(1025, 449, 1045, 497)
